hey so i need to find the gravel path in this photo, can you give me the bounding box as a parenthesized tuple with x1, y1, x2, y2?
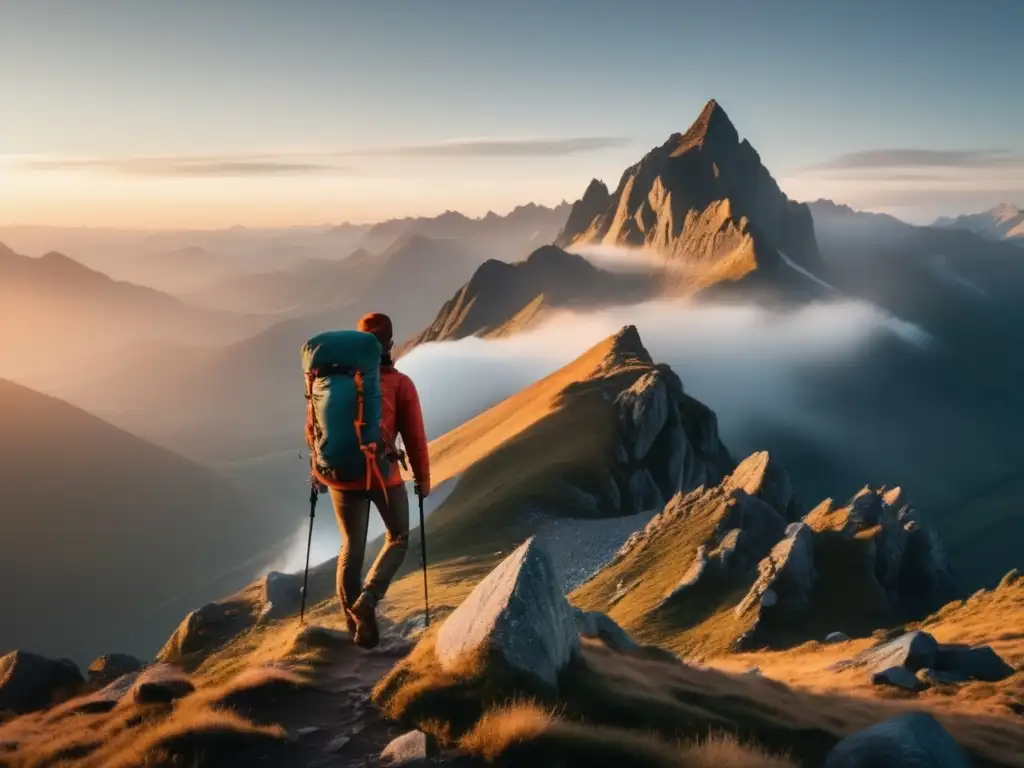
(519, 505, 659, 593)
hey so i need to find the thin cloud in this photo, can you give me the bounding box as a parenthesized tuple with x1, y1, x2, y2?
(25, 156, 344, 177)
(19, 135, 629, 178)
(814, 148, 1023, 171)
(361, 136, 630, 157)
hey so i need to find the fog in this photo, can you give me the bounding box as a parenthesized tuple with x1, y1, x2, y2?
(270, 296, 931, 575)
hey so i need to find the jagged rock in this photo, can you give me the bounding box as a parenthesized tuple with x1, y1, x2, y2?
(572, 608, 638, 652)
(435, 537, 579, 688)
(842, 631, 938, 674)
(87, 654, 143, 687)
(0, 651, 84, 714)
(824, 712, 970, 768)
(934, 644, 1015, 682)
(872, 666, 929, 692)
(736, 522, 816, 618)
(616, 370, 670, 462)
(714, 490, 788, 572)
(726, 451, 801, 520)
(260, 571, 304, 620)
(380, 729, 436, 766)
(917, 668, 967, 686)
(825, 632, 851, 644)
(130, 663, 195, 704)
(806, 487, 959, 618)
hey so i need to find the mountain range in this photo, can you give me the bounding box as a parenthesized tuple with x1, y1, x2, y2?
(935, 203, 1024, 246)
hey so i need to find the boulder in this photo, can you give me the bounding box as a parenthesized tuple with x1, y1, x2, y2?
(380, 729, 436, 766)
(934, 643, 1015, 682)
(435, 537, 579, 688)
(130, 663, 195, 704)
(846, 631, 938, 674)
(87, 654, 144, 687)
(0, 651, 84, 714)
(871, 666, 928, 692)
(572, 608, 638, 652)
(825, 632, 851, 644)
(824, 712, 970, 768)
(260, 571, 305, 620)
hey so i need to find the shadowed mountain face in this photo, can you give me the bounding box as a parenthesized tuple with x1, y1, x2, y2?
(403, 246, 656, 349)
(934, 203, 1024, 246)
(556, 99, 825, 297)
(0, 379, 294, 665)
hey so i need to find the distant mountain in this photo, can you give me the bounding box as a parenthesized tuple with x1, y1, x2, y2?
(934, 203, 1024, 246)
(402, 245, 655, 350)
(0, 379, 293, 664)
(557, 99, 826, 299)
(195, 234, 489, 318)
(0, 243, 271, 385)
(355, 202, 572, 261)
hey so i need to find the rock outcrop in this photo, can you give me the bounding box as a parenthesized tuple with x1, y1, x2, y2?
(130, 663, 195, 704)
(86, 653, 143, 688)
(259, 570, 305, 621)
(824, 712, 970, 768)
(556, 99, 827, 298)
(806, 487, 960, 617)
(157, 596, 254, 663)
(0, 651, 84, 715)
(735, 522, 817, 624)
(435, 537, 580, 688)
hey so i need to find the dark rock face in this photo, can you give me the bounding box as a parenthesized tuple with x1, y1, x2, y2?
(87, 653, 143, 687)
(806, 487, 961, 620)
(130, 663, 195, 704)
(613, 361, 733, 514)
(823, 712, 970, 768)
(435, 537, 579, 689)
(557, 179, 611, 245)
(0, 651, 84, 714)
(736, 522, 817, 623)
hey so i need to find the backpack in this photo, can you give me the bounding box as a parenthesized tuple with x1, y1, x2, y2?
(301, 330, 391, 489)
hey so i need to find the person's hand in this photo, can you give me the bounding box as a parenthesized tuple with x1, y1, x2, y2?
(414, 480, 431, 498)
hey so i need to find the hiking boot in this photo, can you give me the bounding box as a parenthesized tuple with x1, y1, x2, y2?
(350, 592, 379, 649)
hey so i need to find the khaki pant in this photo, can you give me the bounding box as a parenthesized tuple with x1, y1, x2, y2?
(329, 484, 410, 609)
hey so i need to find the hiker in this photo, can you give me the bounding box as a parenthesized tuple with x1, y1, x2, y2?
(303, 313, 430, 648)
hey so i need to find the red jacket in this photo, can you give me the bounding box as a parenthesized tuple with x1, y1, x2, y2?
(306, 365, 430, 493)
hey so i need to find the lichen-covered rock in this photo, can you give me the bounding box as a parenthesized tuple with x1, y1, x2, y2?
(824, 712, 970, 768)
(0, 651, 84, 714)
(87, 654, 143, 687)
(435, 537, 579, 688)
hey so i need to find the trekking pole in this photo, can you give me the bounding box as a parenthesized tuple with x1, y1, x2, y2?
(299, 480, 318, 624)
(418, 491, 430, 627)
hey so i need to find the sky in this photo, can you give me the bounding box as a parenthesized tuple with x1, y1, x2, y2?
(1, 0, 1022, 228)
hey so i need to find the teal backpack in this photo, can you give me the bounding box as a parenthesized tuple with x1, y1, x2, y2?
(301, 330, 389, 487)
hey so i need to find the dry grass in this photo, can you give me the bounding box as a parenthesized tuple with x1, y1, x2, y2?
(374, 633, 1024, 767)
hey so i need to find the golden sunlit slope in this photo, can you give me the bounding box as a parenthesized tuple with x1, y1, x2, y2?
(411, 325, 734, 566)
(0, 379, 294, 664)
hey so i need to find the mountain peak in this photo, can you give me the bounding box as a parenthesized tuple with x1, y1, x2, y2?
(670, 98, 739, 156)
